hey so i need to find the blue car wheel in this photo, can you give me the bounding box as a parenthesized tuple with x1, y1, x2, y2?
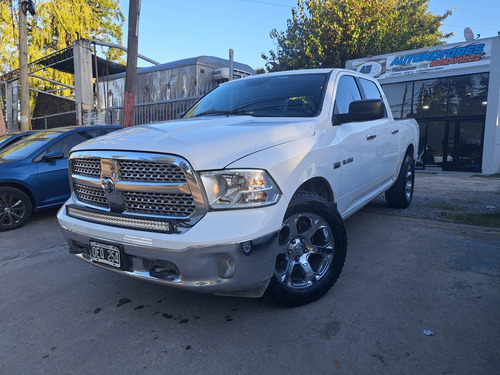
(0, 187, 33, 231)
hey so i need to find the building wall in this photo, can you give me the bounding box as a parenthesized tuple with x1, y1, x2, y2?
(346, 36, 500, 174)
(99, 56, 255, 109)
(483, 37, 500, 174)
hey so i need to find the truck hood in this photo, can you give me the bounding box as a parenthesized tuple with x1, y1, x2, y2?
(73, 116, 315, 170)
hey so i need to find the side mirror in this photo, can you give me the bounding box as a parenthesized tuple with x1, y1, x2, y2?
(348, 99, 385, 122)
(41, 151, 64, 162)
(334, 99, 386, 124)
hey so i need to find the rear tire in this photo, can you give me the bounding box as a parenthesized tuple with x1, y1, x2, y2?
(0, 187, 33, 231)
(385, 154, 414, 208)
(264, 192, 347, 307)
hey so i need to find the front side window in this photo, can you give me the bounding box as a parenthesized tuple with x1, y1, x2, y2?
(41, 130, 102, 159)
(333, 75, 362, 115)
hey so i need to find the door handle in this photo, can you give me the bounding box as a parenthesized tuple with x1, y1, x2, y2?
(391, 129, 400, 134)
(366, 134, 377, 140)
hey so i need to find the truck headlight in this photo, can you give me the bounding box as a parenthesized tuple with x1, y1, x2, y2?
(200, 169, 281, 209)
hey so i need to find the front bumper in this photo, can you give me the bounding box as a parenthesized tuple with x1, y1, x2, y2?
(57, 199, 287, 297)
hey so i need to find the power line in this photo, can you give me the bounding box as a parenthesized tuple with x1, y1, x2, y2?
(442, 23, 499, 31)
(241, 0, 293, 8)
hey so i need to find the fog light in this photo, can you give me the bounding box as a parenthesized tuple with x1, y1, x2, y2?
(241, 241, 253, 256)
(216, 255, 234, 279)
(144, 260, 179, 281)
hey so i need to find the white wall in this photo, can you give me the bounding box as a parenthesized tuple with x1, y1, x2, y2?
(482, 37, 500, 174)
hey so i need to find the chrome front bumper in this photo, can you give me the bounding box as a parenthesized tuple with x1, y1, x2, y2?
(59, 223, 279, 298)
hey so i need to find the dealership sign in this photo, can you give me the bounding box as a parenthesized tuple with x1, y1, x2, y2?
(352, 40, 491, 80)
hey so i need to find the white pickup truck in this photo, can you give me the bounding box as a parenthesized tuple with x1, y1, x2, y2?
(57, 69, 419, 306)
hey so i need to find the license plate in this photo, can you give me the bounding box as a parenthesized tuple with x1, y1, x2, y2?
(89, 241, 121, 268)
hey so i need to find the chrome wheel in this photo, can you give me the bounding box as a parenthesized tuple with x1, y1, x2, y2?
(405, 164, 414, 202)
(265, 192, 347, 307)
(275, 212, 334, 289)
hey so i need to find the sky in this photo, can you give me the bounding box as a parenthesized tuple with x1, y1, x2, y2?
(119, 0, 500, 70)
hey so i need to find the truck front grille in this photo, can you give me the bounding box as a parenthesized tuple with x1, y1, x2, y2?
(69, 151, 206, 232)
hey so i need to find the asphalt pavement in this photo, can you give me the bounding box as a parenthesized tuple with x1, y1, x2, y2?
(1, 172, 499, 374)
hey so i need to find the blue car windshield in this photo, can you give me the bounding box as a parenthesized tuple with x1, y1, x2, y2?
(0, 134, 12, 148)
(183, 73, 329, 119)
(0, 131, 61, 160)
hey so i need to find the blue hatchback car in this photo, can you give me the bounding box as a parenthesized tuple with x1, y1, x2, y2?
(0, 125, 121, 231)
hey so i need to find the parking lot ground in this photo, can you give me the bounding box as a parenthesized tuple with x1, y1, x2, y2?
(365, 170, 500, 227)
(1, 173, 499, 374)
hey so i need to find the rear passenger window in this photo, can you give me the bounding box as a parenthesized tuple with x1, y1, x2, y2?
(358, 78, 383, 99)
(334, 75, 362, 115)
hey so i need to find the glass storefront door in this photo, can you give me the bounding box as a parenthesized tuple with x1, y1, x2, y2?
(417, 120, 446, 168)
(443, 119, 484, 172)
(417, 118, 484, 172)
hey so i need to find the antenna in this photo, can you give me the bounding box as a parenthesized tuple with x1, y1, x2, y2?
(464, 27, 474, 41)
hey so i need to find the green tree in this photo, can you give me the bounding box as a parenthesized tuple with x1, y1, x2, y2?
(262, 0, 452, 71)
(0, 0, 124, 98)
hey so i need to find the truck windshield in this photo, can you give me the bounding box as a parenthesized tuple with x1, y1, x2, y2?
(184, 73, 329, 118)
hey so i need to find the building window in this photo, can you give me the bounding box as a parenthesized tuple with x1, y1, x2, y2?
(413, 78, 449, 118)
(382, 82, 413, 119)
(382, 73, 489, 120)
(448, 73, 489, 116)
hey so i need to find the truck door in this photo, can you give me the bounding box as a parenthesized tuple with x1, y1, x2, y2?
(332, 74, 379, 215)
(357, 77, 399, 184)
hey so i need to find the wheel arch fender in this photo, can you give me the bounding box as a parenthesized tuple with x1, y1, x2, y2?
(406, 143, 416, 160)
(0, 182, 36, 210)
(294, 177, 335, 207)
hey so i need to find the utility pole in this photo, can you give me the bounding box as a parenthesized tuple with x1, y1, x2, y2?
(19, 1, 29, 131)
(229, 49, 234, 81)
(123, 0, 141, 128)
(18, 0, 35, 132)
(0, 98, 6, 135)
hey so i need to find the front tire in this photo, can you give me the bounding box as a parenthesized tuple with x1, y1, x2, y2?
(264, 192, 347, 307)
(0, 187, 33, 231)
(385, 154, 415, 209)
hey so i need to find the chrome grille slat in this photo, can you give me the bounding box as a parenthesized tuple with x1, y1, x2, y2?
(74, 183, 108, 208)
(123, 192, 195, 217)
(119, 161, 186, 183)
(72, 159, 101, 178)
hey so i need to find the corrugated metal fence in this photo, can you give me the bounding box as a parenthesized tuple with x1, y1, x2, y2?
(25, 83, 217, 128)
(106, 83, 217, 126)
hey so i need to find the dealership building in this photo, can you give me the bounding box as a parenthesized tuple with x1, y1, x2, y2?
(346, 36, 500, 174)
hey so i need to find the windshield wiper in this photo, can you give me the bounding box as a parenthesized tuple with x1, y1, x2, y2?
(192, 110, 229, 118)
(191, 109, 255, 118)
